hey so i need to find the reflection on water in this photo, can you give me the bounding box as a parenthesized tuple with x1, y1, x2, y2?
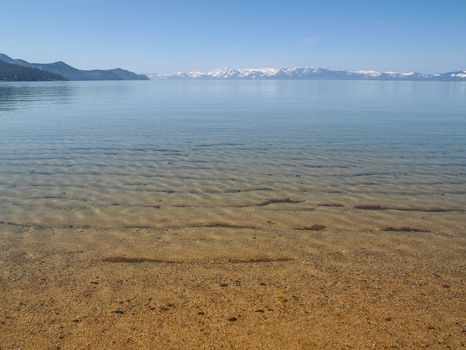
(0, 82, 74, 112)
(0, 80, 465, 231)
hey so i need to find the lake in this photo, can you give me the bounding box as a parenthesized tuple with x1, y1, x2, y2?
(0, 80, 465, 231)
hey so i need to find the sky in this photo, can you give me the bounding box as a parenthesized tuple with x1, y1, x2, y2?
(1, 0, 466, 74)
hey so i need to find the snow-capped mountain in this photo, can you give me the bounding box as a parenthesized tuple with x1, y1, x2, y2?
(149, 67, 466, 81)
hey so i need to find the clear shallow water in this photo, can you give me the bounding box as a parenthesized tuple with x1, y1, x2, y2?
(0, 80, 465, 231)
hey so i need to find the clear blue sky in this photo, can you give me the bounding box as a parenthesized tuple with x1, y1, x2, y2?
(1, 0, 465, 73)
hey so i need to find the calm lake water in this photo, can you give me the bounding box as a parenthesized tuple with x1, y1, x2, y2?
(0, 80, 465, 231)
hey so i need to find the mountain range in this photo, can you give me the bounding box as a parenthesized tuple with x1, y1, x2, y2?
(2, 53, 465, 82)
(0, 54, 149, 81)
(149, 67, 466, 81)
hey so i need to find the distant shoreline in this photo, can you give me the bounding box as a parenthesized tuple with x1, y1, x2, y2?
(3, 79, 466, 84)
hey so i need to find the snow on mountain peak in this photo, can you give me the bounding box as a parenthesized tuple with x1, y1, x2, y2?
(354, 70, 382, 77)
(148, 66, 466, 81)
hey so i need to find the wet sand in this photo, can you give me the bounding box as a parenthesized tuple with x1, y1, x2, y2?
(1, 219, 465, 349)
(2, 159, 465, 350)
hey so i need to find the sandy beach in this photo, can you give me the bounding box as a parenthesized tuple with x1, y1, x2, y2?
(1, 217, 464, 349)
